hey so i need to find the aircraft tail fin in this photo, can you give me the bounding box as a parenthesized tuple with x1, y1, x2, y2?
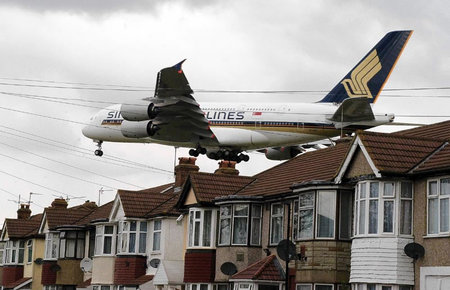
(319, 30, 413, 104)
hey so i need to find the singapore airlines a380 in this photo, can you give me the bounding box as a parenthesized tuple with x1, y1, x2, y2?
(82, 30, 413, 162)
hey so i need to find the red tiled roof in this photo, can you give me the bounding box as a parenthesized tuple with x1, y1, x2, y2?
(45, 203, 98, 230)
(412, 143, 450, 173)
(396, 120, 450, 140)
(358, 131, 443, 174)
(4, 214, 42, 238)
(231, 255, 284, 281)
(4, 277, 32, 289)
(77, 201, 114, 225)
(188, 172, 256, 203)
(118, 183, 182, 218)
(237, 139, 351, 197)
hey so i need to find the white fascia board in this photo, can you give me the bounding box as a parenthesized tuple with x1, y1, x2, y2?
(334, 136, 360, 183)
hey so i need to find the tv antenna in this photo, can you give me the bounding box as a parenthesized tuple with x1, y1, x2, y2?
(8, 194, 22, 208)
(28, 192, 42, 205)
(98, 187, 113, 206)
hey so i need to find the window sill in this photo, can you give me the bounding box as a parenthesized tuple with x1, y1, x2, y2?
(424, 233, 450, 238)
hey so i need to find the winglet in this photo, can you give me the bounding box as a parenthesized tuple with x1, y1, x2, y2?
(173, 59, 187, 74)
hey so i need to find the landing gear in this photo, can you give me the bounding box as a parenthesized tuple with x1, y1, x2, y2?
(94, 140, 103, 157)
(189, 147, 207, 157)
(206, 150, 250, 162)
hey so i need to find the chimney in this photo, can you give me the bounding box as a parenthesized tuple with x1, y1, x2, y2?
(17, 204, 31, 220)
(174, 157, 199, 188)
(82, 200, 97, 209)
(214, 161, 239, 175)
(51, 198, 68, 209)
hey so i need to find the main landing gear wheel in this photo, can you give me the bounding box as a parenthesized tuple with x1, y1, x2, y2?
(189, 147, 207, 157)
(94, 140, 103, 157)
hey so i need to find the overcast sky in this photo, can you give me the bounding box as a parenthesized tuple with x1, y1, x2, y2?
(0, 0, 449, 223)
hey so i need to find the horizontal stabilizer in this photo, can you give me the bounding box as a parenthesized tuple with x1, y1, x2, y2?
(328, 97, 374, 123)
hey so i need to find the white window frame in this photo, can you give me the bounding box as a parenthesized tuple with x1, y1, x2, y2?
(4, 240, 25, 265)
(93, 285, 113, 290)
(232, 204, 249, 245)
(95, 224, 116, 256)
(218, 205, 232, 246)
(117, 220, 147, 255)
(354, 181, 412, 237)
(187, 283, 213, 290)
(399, 182, 413, 236)
(26, 239, 33, 263)
(45, 232, 59, 260)
(315, 190, 336, 239)
(270, 203, 284, 245)
(427, 177, 450, 236)
(298, 192, 315, 240)
(59, 230, 85, 259)
(296, 284, 312, 290)
(0, 241, 5, 265)
(292, 199, 299, 240)
(187, 208, 216, 249)
(250, 204, 262, 246)
(352, 285, 412, 290)
(152, 219, 162, 252)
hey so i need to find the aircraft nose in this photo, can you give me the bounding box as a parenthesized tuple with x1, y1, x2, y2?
(82, 124, 92, 138)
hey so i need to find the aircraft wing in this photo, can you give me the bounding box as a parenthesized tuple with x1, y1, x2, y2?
(327, 97, 375, 123)
(150, 60, 216, 143)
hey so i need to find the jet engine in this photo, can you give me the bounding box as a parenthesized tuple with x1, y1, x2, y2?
(264, 146, 303, 160)
(121, 103, 159, 121)
(120, 120, 159, 138)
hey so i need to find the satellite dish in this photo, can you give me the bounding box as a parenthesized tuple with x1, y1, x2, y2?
(276, 239, 297, 261)
(50, 264, 61, 272)
(404, 242, 425, 260)
(80, 257, 93, 272)
(34, 258, 44, 265)
(220, 262, 237, 276)
(149, 258, 161, 268)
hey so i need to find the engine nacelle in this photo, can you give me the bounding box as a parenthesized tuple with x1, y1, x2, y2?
(264, 146, 303, 160)
(120, 120, 159, 138)
(121, 103, 159, 121)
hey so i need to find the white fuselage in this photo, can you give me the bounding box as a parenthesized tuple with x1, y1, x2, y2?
(82, 102, 393, 151)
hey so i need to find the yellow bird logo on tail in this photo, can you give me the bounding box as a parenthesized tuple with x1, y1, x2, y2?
(341, 50, 382, 99)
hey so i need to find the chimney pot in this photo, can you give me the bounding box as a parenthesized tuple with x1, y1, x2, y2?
(51, 198, 68, 209)
(17, 203, 31, 219)
(214, 161, 239, 175)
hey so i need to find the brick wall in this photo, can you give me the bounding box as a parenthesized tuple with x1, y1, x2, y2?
(184, 250, 216, 283)
(41, 261, 57, 285)
(113, 256, 147, 285)
(2, 265, 24, 286)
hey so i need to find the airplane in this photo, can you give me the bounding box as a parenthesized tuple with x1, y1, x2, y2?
(82, 30, 413, 162)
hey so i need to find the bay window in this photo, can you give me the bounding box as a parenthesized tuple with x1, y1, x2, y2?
(428, 177, 450, 235)
(316, 191, 336, 238)
(118, 221, 147, 254)
(299, 192, 314, 239)
(95, 225, 116, 255)
(27, 240, 33, 263)
(188, 208, 216, 248)
(4, 240, 25, 264)
(218, 204, 262, 246)
(45, 232, 59, 260)
(0, 242, 4, 265)
(355, 181, 413, 236)
(59, 231, 85, 259)
(270, 203, 284, 245)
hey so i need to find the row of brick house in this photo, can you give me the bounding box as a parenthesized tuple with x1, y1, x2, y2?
(1, 121, 450, 290)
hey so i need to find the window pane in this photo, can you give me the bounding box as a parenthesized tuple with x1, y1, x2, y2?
(194, 221, 200, 246)
(271, 216, 283, 244)
(153, 232, 161, 251)
(428, 198, 439, 234)
(317, 191, 336, 238)
(76, 238, 85, 259)
(272, 204, 283, 215)
(381, 286, 392, 290)
(233, 217, 248, 244)
(399, 286, 412, 290)
(383, 182, 395, 197)
(300, 193, 314, 207)
(203, 210, 212, 246)
(315, 285, 332, 290)
(140, 222, 147, 232)
(104, 236, 112, 254)
(400, 200, 412, 235)
(219, 218, 231, 245)
(18, 249, 24, 263)
(441, 178, 450, 195)
(367, 285, 376, 290)
(129, 233, 136, 252)
(200, 285, 208, 290)
(251, 217, 261, 245)
(339, 192, 352, 239)
(440, 198, 449, 232)
(66, 239, 76, 258)
(370, 182, 379, 198)
(358, 200, 366, 234)
(383, 201, 394, 233)
(401, 182, 413, 198)
(360, 183, 366, 198)
(235, 204, 249, 216)
(297, 285, 312, 290)
(252, 204, 262, 217)
(139, 233, 147, 253)
(188, 213, 193, 247)
(130, 221, 137, 231)
(154, 220, 161, 231)
(299, 209, 313, 239)
(429, 181, 438, 196)
(369, 200, 378, 234)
